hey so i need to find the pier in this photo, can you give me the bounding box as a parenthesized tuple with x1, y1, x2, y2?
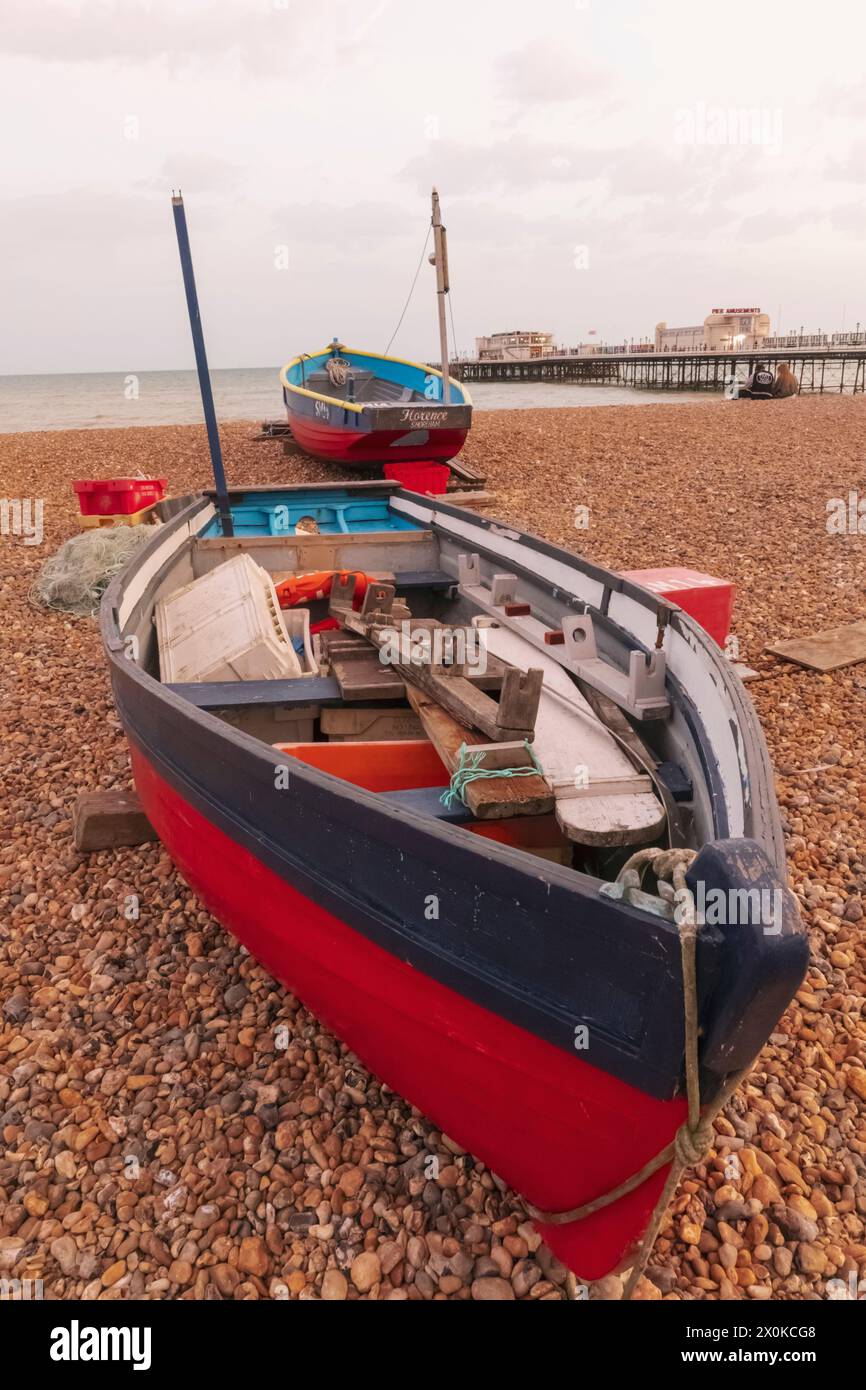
(452, 349, 866, 394)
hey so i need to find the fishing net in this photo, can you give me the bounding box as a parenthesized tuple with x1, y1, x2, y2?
(30, 526, 156, 618)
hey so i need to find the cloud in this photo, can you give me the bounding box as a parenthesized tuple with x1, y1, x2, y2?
(403, 136, 627, 195)
(733, 208, 821, 243)
(269, 199, 420, 246)
(401, 133, 731, 208)
(138, 155, 244, 197)
(0, 0, 332, 72)
(497, 38, 612, 104)
(825, 203, 864, 236)
(827, 139, 866, 182)
(819, 82, 866, 120)
(2, 186, 162, 252)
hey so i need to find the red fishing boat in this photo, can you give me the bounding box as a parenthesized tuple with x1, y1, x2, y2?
(102, 479, 807, 1281)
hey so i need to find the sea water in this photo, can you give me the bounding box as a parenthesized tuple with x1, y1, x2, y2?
(0, 368, 714, 434)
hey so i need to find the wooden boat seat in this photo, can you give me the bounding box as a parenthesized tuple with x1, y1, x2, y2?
(381, 786, 470, 823)
(392, 569, 456, 592)
(167, 677, 343, 710)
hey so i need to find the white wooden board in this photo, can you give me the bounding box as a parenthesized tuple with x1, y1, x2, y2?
(478, 622, 666, 847)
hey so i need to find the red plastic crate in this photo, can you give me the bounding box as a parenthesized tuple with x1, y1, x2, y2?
(73, 477, 167, 517)
(383, 463, 451, 496)
(620, 567, 736, 648)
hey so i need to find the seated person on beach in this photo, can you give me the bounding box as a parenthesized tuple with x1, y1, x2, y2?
(771, 362, 798, 398)
(740, 362, 775, 399)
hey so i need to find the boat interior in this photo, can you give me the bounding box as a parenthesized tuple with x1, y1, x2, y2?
(118, 485, 758, 888)
(282, 347, 471, 411)
(302, 369, 418, 408)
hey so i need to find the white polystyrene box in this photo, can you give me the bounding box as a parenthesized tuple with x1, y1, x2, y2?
(155, 553, 303, 684)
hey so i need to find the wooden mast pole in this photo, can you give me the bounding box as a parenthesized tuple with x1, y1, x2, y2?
(430, 188, 452, 404)
(171, 191, 234, 537)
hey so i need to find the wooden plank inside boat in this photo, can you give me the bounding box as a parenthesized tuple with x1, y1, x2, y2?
(406, 688, 555, 821)
(330, 653, 406, 703)
(320, 628, 510, 703)
(330, 580, 543, 742)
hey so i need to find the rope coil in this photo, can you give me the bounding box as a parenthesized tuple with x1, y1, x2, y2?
(326, 357, 350, 389)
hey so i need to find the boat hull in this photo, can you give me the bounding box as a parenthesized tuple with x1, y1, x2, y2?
(129, 739, 684, 1281)
(102, 485, 808, 1283)
(286, 405, 470, 468)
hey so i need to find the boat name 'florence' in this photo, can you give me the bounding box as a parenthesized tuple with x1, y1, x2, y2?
(399, 408, 449, 426)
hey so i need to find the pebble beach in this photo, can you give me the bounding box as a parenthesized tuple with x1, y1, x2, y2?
(2, 393, 866, 1302)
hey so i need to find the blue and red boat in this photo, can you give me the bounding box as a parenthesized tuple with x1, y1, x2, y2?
(280, 343, 472, 468)
(280, 192, 472, 474)
(101, 480, 807, 1282)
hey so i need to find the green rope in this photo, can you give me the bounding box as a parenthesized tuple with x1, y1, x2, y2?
(441, 741, 544, 810)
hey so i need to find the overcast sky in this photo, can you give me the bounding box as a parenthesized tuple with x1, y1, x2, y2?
(3, 0, 865, 374)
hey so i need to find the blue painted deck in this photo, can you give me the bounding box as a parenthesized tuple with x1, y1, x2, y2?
(198, 489, 421, 538)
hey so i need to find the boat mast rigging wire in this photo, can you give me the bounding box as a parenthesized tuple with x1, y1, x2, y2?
(383, 223, 432, 357)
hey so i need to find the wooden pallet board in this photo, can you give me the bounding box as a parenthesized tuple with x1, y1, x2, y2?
(768, 619, 866, 673)
(330, 584, 543, 742)
(168, 677, 343, 710)
(447, 457, 488, 489)
(322, 619, 516, 714)
(331, 653, 406, 702)
(406, 688, 554, 821)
